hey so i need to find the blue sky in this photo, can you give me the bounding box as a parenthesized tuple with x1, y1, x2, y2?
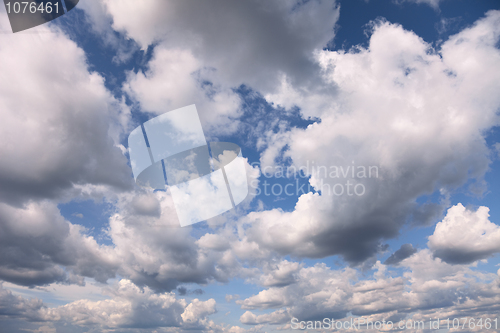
(1, 0, 500, 332)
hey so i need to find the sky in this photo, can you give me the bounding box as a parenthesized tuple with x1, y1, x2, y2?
(1, 0, 500, 332)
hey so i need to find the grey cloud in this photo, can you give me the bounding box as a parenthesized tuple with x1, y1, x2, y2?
(130, 194, 161, 217)
(90, 0, 341, 139)
(384, 244, 417, 265)
(177, 287, 204, 296)
(177, 287, 188, 295)
(0, 20, 133, 207)
(432, 249, 498, 265)
(410, 202, 445, 227)
(0, 189, 239, 291)
(0, 202, 117, 287)
(192, 289, 204, 295)
(100, 0, 340, 93)
(108, 192, 243, 292)
(0, 283, 45, 321)
(239, 252, 500, 325)
(0, 280, 219, 331)
(258, 260, 302, 287)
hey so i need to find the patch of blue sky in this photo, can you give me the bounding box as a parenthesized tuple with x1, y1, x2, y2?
(58, 199, 115, 245)
(459, 125, 500, 222)
(332, 0, 500, 52)
(214, 86, 319, 212)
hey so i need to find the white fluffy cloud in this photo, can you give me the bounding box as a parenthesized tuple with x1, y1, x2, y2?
(106, 190, 246, 292)
(3, 252, 499, 331)
(0, 13, 136, 287)
(78, 0, 340, 136)
(0, 201, 117, 286)
(97, 157, 260, 293)
(47, 279, 192, 329)
(181, 298, 217, 326)
(0, 279, 220, 331)
(237, 10, 500, 264)
(429, 203, 500, 264)
(240, 309, 289, 326)
(0, 11, 133, 206)
(123, 46, 242, 135)
(238, 250, 500, 326)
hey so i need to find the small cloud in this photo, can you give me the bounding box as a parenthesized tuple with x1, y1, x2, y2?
(176, 287, 204, 295)
(394, 0, 442, 11)
(384, 244, 417, 265)
(428, 204, 500, 264)
(225, 294, 239, 303)
(71, 213, 84, 218)
(435, 17, 463, 35)
(192, 289, 204, 295)
(25, 326, 57, 333)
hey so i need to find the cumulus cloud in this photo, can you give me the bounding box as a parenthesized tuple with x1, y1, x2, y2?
(0, 13, 133, 206)
(123, 46, 242, 135)
(197, 233, 232, 252)
(3, 254, 499, 331)
(238, 251, 500, 325)
(0, 2, 256, 294)
(235, 10, 500, 265)
(0, 183, 244, 292)
(0, 279, 219, 331)
(0, 3, 132, 296)
(0, 201, 117, 287)
(225, 294, 239, 303)
(0, 159, 255, 292)
(181, 298, 217, 327)
(130, 193, 161, 217)
(48, 279, 188, 329)
(97, 156, 260, 293)
(240, 309, 289, 325)
(101, 0, 339, 90)
(106, 190, 246, 292)
(77, 0, 340, 137)
(428, 203, 500, 264)
(257, 260, 303, 287)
